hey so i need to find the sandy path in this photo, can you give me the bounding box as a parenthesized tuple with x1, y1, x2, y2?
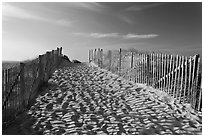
(3, 64, 202, 135)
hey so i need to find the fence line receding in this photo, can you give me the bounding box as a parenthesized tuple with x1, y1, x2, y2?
(2, 47, 63, 127)
(89, 48, 202, 112)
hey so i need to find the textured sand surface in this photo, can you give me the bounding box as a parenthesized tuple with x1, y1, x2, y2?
(3, 64, 202, 135)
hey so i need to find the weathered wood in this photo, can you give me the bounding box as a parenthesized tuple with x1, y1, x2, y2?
(108, 50, 112, 71)
(192, 55, 200, 109)
(2, 69, 5, 111)
(178, 56, 185, 102)
(183, 57, 188, 103)
(45, 52, 50, 81)
(166, 55, 170, 93)
(146, 54, 150, 85)
(2, 47, 63, 127)
(158, 54, 161, 89)
(88, 50, 91, 63)
(191, 55, 197, 106)
(100, 49, 103, 68)
(152, 53, 155, 85)
(137, 54, 139, 83)
(59, 47, 62, 55)
(38, 55, 44, 81)
(144, 54, 147, 84)
(91, 49, 94, 62)
(20, 63, 25, 108)
(141, 54, 144, 84)
(5, 69, 8, 123)
(97, 48, 100, 66)
(164, 54, 168, 92)
(161, 54, 164, 91)
(130, 52, 134, 69)
(10, 68, 14, 115)
(173, 55, 179, 98)
(93, 49, 96, 64)
(194, 57, 200, 110)
(155, 54, 159, 87)
(169, 56, 175, 95)
(187, 56, 193, 102)
(175, 56, 181, 99)
(118, 48, 122, 75)
(139, 54, 141, 83)
(197, 76, 202, 111)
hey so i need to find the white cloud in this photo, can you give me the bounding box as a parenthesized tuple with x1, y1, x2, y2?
(71, 2, 107, 12)
(74, 32, 119, 38)
(74, 32, 158, 39)
(123, 33, 159, 39)
(126, 3, 163, 11)
(90, 33, 119, 38)
(2, 3, 72, 27)
(2, 3, 46, 21)
(55, 19, 72, 27)
(117, 15, 135, 24)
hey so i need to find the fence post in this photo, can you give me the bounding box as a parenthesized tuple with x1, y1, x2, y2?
(20, 63, 25, 108)
(187, 56, 193, 102)
(130, 52, 134, 68)
(59, 47, 62, 64)
(191, 54, 199, 108)
(183, 56, 188, 103)
(88, 50, 90, 63)
(60, 47, 62, 55)
(91, 49, 94, 63)
(97, 48, 100, 67)
(94, 49, 97, 64)
(38, 55, 44, 81)
(178, 56, 185, 102)
(45, 52, 50, 81)
(101, 49, 103, 68)
(146, 54, 150, 85)
(119, 48, 122, 75)
(197, 76, 202, 111)
(173, 55, 179, 98)
(108, 50, 112, 71)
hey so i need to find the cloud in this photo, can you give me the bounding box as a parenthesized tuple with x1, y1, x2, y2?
(2, 3, 72, 27)
(74, 32, 159, 39)
(126, 3, 163, 11)
(55, 19, 72, 27)
(74, 32, 119, 38)
(2, 3, 46, 21)
(117, 15, 135, 24)
(90, 33, 119, 38)
(123, 33, 159, 39)
(71, 2, 107, 12)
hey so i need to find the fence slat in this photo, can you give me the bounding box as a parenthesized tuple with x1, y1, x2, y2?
(109, 50, 112, 71)
(197, 76, 202, 111)
(119, 48, 122, 75)
(175, 56, 181, 100)
(192, 55, 200, 109)
(190, 55, 198, 107)
(20, 63, 25, 109)
(183, 57, 188, 103)
(165, 55, 169, 93)
(187, 56, 193, 102)
(173, 55, 179, 98)
(156, 54, 159, 87)
(152, 53, 155, 85)
(178, 56, 185, 102)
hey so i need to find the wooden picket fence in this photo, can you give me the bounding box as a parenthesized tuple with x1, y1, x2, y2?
(2, 47, 63, 127)
(89, 48, 202, 112)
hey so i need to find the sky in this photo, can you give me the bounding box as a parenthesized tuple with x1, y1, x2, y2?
(2, 2, 202, 62)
